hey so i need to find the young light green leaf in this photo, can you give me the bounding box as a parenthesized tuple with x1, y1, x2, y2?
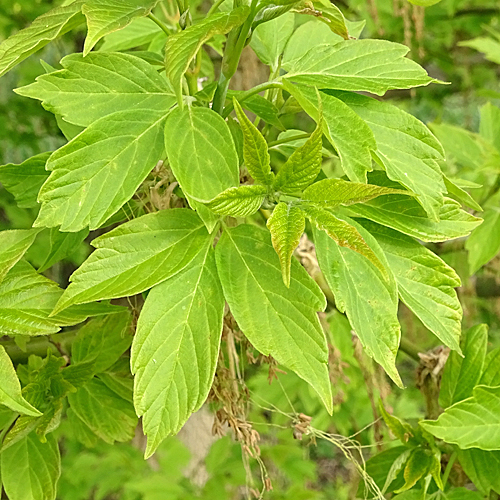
(307, 0, 349, 39)
(250, 13, 294, 69)
(71, 312, 132, 373)
(362, 221, 463, 352)
(0, 153, 50, 209)
(165, 106, 239, 230)
(421, 385, 500, 450)
(233, 98, 273, 185)
(314, 220, 402, 386)
(283, 40, 436, 95)
(205, 185, 268, 217)
(458, 449, 500, 496)
(132, 244, 224, 457)
(465, 208, 500, 274)
(274, 114, 323, 194)
(267, 202, 305, 287)
(303, 178, 410, 208)
(0, 229, 42, 284)
(343, 178, 481, 242)
(215, 224, 332, 413)
(68, 378, 137, 443)
(165, 7, 249, 104)
(16, 52, 176, 127)
(52, 209, 211, 314)
(379, 402, 416, 445)
(34, 109, 166, 232)
(444, 175, 482, 212)
(0, 1, 85, 78)
(333, 91, 446, 220)
(82, 0, 159, 55)
(304, 205, 385, 274)
(0, 261, 123, 336)
(1, 432, 61, 500)
(99, 16, 163, 52)
(282, 82, 376, 182)
(439, 324, 487, 409)
(0, 346, 41, 416)
(38, 227, 89, 273)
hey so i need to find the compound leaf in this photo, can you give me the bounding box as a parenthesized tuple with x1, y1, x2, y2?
(205, 185, 268, 217)
(314, 219, 402, 386)
(0, 1, 85, 78)
(215, 224, 332, 412)
(34, 109, 166, 232)
(82, 0, 160, 55)
(233, 98, 273, 185)
(53, 209, 211, 314)
(132, 244, 224, 457)
(283, 40, 436, 95)
(16, 52, 176, 127)
(421, 385, 500, 450)
(267, 202, 305, 287)
(165, 7, 249, 104)
(1, 432, 61, 500)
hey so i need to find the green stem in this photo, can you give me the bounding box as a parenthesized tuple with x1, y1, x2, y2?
(221, 81, 284, 118)
(442, 451, 457, 487)
(268, 132, 310, 148)
(147, 13, 171, 35)
(399, 336, 421, 362)
(212, 1, 258, 114)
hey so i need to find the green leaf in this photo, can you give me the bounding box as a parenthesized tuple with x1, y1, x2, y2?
(480, 102, 500, 153)
(68, 378, 137, 443)
(379, 401, 416, 445)
(304, 205, 385, 274)
(480, 347, 500, 387)
(228, 91, 284, 130)
(215, 224, 332, 412)
(358, 446, 407, 497)
(66, 407, 98, 448)
(100, 16, 163, 51)
(267, 202, 305, 287)
(82, 0, 159, 55)
(408, 0, 442, 6)
(282, 40, 436, 95)
(396, 448, 433, 493)
(439, 324, 487, 409)
(34, 109, 166, 232)
(16, 52, 176, 127)
(165, 7, 249, 104)
(233, 99, 273, 185)
(332, 91, 446, 220)
(71, 311, 132, 373)
(307, 0, 349, 39)
(303, 178, 409, 208)
(0, 229, 41, 284)
(1, 432, 61, 500)
(164, 106, 239, 230)
(205, 185, 268, 217)
(38, 227, 89, 273)
(0, 346, 41, 416)
(465, 208, 500, 274)
(421, 385, 500, 450)
(282, 20, 344, 65)
(362, 221, 462, 352)
(443, 175, 482, 212)
(0, 261, 123, 336)
(460, 36, 500, 65)
(458, 449, 500, 496)
(132, 244, 224, 457)
(52, 209, 211, 314)
(314, 219, 402, 386)
(281, 82, 376, 182)
(250, 13, 294, 69)
(0, 153, 50, 209)
(444, 487, 485, 500)
(343, 175, 481, 242)
(274, 114, 323, 193)
(0, 1, 85, 78)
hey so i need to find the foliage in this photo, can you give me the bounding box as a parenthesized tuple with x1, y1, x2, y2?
(0, 0, 500, 499)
